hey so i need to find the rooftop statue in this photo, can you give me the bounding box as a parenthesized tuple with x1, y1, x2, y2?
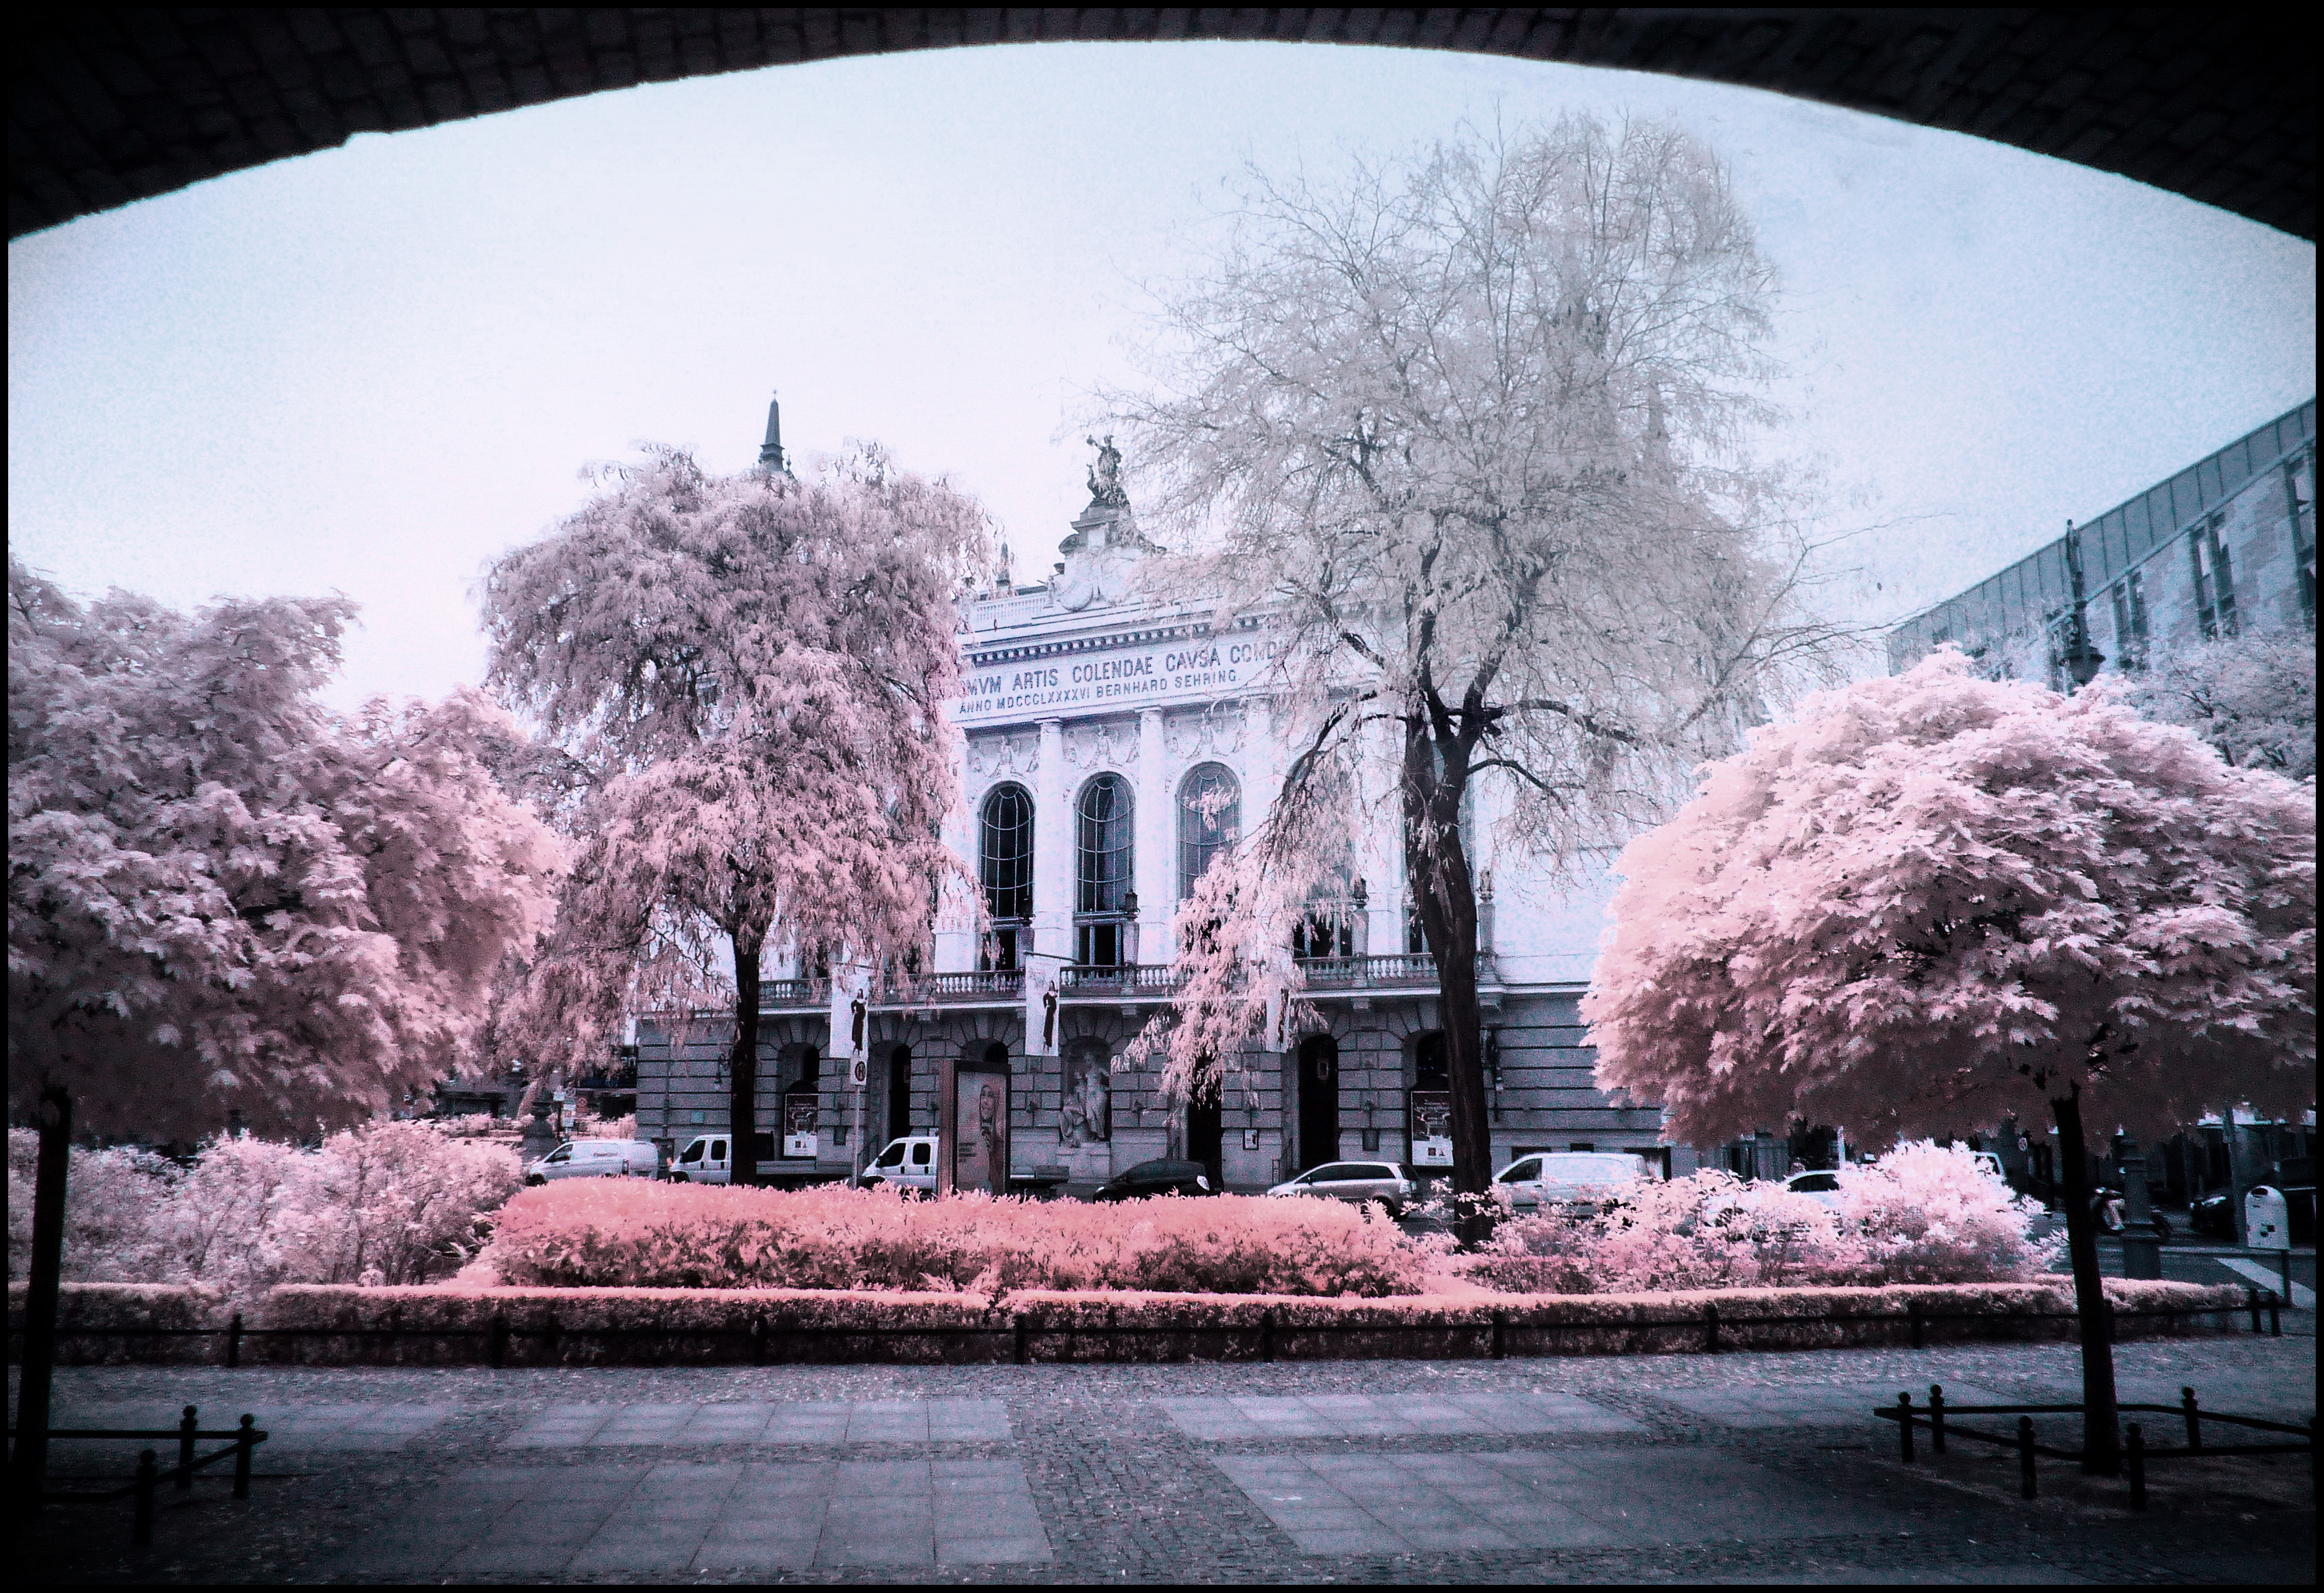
(1085, 433, 1129, 508)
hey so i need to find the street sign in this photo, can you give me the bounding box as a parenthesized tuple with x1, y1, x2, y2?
(850, 1055, 868, 1088)
(2245, 1185, 2291, 1250)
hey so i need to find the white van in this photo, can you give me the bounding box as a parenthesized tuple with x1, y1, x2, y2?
(1493, 1151, 1651, 1212)
(525, 1138, 661, 1185)
(860, 1134, 940, 1197)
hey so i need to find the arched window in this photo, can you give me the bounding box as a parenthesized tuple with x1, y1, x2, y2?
(1176, 763, 1240, 899)
(1076, 775, 1133, 913)
(979, 784, 1034, 971)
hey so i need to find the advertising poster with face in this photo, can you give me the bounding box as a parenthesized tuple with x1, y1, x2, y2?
(955, 1070, 1009, 1195)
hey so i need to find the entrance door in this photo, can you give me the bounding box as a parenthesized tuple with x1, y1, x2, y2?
(887, 1046, 912, 1144)
(1187, 1090, 1224, 1192)
(1297, 1036, 1339, 1172)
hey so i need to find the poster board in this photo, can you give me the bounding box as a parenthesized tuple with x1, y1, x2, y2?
(953, 1066, 1010, 1196)
(1409, 1089, 1453, 1168)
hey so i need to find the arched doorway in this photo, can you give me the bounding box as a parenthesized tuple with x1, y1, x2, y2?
(782, 1044, 821, 1161)
(886, 1045, 912, 1144)
(1409, 1033, 1452, 1171)
(1186, 1072, 1224, 1192)
(1297, 1035, 1340, 1172)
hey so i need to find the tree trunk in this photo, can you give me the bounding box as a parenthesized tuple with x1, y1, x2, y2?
(2050, 1086, 2120, 1475)
(730, 935, 764, 1188)
(1401, 724, 1491, 1245)
(9, 1083, 71, 1519)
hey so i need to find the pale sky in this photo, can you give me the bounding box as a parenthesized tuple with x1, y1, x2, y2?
(9, 42, 2315, 712)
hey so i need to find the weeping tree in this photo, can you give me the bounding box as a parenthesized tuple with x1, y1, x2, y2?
(8, 563, 561, 1510)
(481, 445, 989, 1183)
(1584, 652, 2315, 1472)
(1112, 116, 1843, 1230)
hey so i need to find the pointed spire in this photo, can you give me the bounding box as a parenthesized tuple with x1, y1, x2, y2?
(758, 391, 790, 475)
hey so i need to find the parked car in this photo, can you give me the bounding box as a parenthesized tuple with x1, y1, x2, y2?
(859, 1134, 940, 1197)
(1264, 1161, 1414, 1217)
(1492, 1151, 1650, 1214)
(1092, 1159, 1216, 1202)
(1776, 1168, 1844, 1209)
(2193, 1157, 2316, 1243)
(525, 1138, 661, 1186)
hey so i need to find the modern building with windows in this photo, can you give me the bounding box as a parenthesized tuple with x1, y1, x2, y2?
(635, 415, 1683, 1192)
(1887, 400, 2315, 682)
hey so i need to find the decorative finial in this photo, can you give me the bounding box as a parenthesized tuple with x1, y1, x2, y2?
(758, 391, 790, 475)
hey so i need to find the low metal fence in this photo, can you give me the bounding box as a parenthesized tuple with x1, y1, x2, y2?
(7, 1404, 269, 1545)
(7, 1288, 2278, 1369)
(1874, 1381, 2313, 1509)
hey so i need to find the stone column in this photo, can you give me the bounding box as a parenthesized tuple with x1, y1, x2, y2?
(1032, 719, 1069, 959)
(1357, 712, 1402, 957)
(1135, 707, 1171, 964)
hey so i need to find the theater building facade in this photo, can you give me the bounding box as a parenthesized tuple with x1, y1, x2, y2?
(635, 448, 1686, 1191)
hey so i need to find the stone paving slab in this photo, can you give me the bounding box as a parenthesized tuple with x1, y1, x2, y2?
(40, 1398, 454, 1462)
(501, 1396, 1012, 1448)
(1653, 1382, 2011, 1429)
(1217, 1447, 1915, 1555)
(318, 1459, 1051, 1576)
(1160, 1390, 1644, 1441)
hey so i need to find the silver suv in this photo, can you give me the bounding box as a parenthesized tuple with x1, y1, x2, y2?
(1264, 1161, 1414, 1217)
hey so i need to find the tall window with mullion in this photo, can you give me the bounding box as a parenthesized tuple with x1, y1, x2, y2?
(1075, 773, 1134, 967)
(2189, 513, 2237, 639)
(1176, 763, 1241, 900)
(979, 783, 1034, 970)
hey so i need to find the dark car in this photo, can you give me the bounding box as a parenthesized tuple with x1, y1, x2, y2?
(1092, 1159, 1216, 1203)
(2190, 1157, 2316, 1243)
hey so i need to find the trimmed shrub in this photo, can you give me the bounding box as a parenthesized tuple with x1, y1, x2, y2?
(5, 1282, 228, 1365)
(481, 1180, 1451, 1297)
(241, 1278, 2246, 1367)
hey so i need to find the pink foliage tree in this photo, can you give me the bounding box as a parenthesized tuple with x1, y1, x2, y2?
(7, 561, 563, 1494)
(1583, 650, 2315, 1469)
(481, 446, 991, 1182)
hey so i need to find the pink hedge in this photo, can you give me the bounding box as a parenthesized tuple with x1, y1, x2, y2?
(479, 1180, 1446, 1296)
(240, 1278, 2251, 1366)
(6, 1281, 228, 1365)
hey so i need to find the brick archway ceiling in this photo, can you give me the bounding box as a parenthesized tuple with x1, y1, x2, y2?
(9, 9, 2314, 243)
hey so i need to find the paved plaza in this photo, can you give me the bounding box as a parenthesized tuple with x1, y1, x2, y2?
(11, 1331, 2314, 1584)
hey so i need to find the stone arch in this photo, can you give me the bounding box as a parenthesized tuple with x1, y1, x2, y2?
(13, 16, 2308, 243)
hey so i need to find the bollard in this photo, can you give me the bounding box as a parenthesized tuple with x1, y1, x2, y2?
(226, 1310, 243, 1369)
(2247, 1285, 2262, 1334)
(751, 1315, 768, 1367)
(2268, 1290, 2282, 1338)
(1896, 1393, 1915, 1463)
(2126, 1423, 2146, 1511)
(1704, 1303, 1720, 1355)
(1013, 1315, 1029, 1367)
(540, 1311, 560, 1365)
(1909, 1302, 1926, 1350)
(1491, 1309, 1505, 1361)
(233, 1416, 255, 1499)
(177, 1405, 198, 1490)
(489, 1313, 510, 1369)
(1928, 1385, 1946, 1455)
(2018, 1416, 2037, 1499)
(1261, 1309, 1276, 1364)
(2182, 1387, 2202, 1453)
(133, 1451, 157, 1546)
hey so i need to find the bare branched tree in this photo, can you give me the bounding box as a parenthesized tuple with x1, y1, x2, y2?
(1109, 115, 1849, 1230)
